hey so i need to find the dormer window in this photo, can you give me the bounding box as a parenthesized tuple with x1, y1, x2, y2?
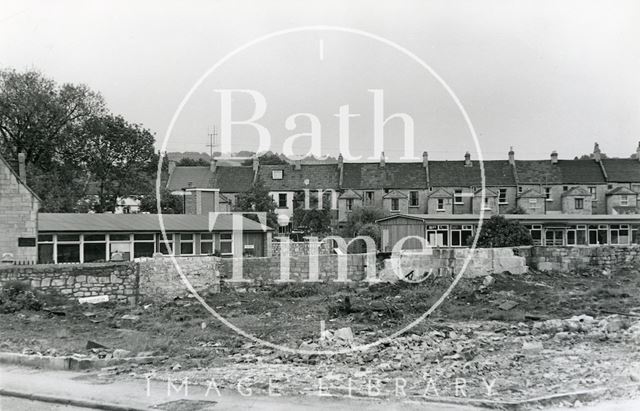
(272, 170, 283, 180)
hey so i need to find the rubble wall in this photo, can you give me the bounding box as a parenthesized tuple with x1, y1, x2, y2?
(0, 262, 138, 304)
(137, 255, 220, 300)
(524, 245, 640, 272)
(271, 241, 332, 256)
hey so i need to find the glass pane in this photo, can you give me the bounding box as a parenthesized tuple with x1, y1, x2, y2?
(201, 233, 213, 240)
(57, 244, 80, 263)
(180, 242, 194, 255)
(159, 241, 173, 255)
(84, 234, 105, 241)
(58, 234, 80, 242)
(220, 241, 232, 254)
(180, 233, 193, 241)
(110, 234, 130, 241)
(577, 231, 587, 245)
(134, 234, 154, 241)
(109, 243, 130, 261)
(38, 234, 53, 242)
(200, 242, 214, 255)
(220, 233, 232, 240)
(38, 244, 54, 264)
(84, 243, 106, 263)
(134, 242, 155, 258)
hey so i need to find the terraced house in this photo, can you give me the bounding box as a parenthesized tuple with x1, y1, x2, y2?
(166, 142, 640, 248)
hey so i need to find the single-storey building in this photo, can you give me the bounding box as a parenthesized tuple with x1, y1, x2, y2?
(37, 213, 272, 264)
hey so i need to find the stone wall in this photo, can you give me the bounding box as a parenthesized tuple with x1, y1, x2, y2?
(137, 255, 220, 300)
(271, 240, 331, 256)
(0, 157, 39, 264)
(0, 262, 138, 304)
(524, 245, 640, 272)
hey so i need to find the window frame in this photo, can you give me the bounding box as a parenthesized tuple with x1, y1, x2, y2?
(454, 189, 463, 205)
(575, 198, 584, 210)
(498, 188, 508, 204)
(271, 170, 283, 180)
(409, 190, 420, 207)
(391, 198, 400, 212)
(436, 198, 445, 211)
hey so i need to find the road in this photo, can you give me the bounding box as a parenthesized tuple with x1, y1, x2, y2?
(0, 365, 483, 411)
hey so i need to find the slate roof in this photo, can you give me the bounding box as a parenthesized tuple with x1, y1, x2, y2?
(38, 213, 271, 233)
(613, 206, 638, 215)
(518, 189, 545, 198)
(515, 159, 606, 184)
(166, 166, 255, 192)
(341, 162, 427, 189)
(383, 190, 408, 199)
(556, 160, 606, 184)
(257, 164, 339, 191)
(428, 160, 515, 187)
(562, 186, 590, 197)
(602, 159, 640, 183)
(606, 186, 637, 196)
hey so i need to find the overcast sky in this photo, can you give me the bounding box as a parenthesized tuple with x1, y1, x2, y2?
(1, 0, 639, 160)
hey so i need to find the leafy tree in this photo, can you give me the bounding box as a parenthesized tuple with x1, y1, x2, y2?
(233, 177, 278, 228)
(77, 115, 156, 212)
(473, 215, 533, 247)
(139, 187, 183, 214)
(505, 205, 527, 214)
(177, 158, 209, 166)
(347, 223, 382, 253)
(291, 191, 332, 236)
(241, 152, 288, 166)
(340, 206, 388, 238)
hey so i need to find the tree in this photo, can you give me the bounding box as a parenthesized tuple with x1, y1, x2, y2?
(139, 187, 183, 214)
(473, 216, 533, 247)
(77, 115, 156, 212)
(505, 206, 527, 214)
(241, 152, 288, 166)
(340, 206, 388, 238)
(291, 191, 332, 235)
(177, 158, 209, 166)
(233, 177, 278, 228)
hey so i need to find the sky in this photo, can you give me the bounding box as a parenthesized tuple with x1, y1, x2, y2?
(1, 0, 639, 161)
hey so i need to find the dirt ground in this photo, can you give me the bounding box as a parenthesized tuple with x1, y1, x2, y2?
(2, 267, 640, 405)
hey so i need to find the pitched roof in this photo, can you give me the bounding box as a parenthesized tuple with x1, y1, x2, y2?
(338, 189, 362, 200)
(562, 186, 590, 197)
(383, 190, 408, 199)
(515, 160, 563, 184)
(428, 188, 452, 198)
(602, 159, 640, 183)
(474, 188, 498, 197)
(518, 188, 545, 198)
(258, 164, 339, 191)
(428, 160, 515, 187)
(166, 166, 255, 192)
(38, 213, 271, 232)
(606, 186, 637, 196)
(556, 160, 606, 184)
(612, 206, 638, 215)
(342, 162, 427, 189)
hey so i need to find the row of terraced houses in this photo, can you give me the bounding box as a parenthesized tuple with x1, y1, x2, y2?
(167, 143, 640, 250)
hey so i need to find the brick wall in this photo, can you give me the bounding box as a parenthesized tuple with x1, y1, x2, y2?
(0, 158, 39, 263)
(0, 262, 139, 304)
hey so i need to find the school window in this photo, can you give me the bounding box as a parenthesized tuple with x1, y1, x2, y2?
(575, 198, 584, 209)
(200, 233, 214, 255)
(621, 195, 629, 206)
(109, 234, 131, 261)
(437, 198, 445, 211)
(364, 191, 375, 205)
(610, 225, 630, 245)
(220, 232, 233, 255)
(84, 234, 107, 263)
(545, 187, 552, 200)
(271, 170, 283, 180)
(498, 188, 507, 204)
(37, 234, 54, 264)
(278, 193, 287, 208)
(133, 234, 155, 258)
(180, 233, 194, 255)
(56, 234, 81, 263)
(409, 191, 419, 207)
(158, 234, 174, 255)
(346, 199, 354, 211)
(454, 189, 463, 204)
(391, 198, 400, 211)
(589, 187, 597, 201)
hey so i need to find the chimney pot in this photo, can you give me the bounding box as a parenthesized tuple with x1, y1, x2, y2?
(338, 153, 344, 169)
(508, 147, 515, 165)
(551, 150, 558, 164)
(18, 152, 26, 183)
(380, 152, 386, 168)
(593, 142, 601, 162)
(464, 152, 471, 167)
(422, 151, 429, 168)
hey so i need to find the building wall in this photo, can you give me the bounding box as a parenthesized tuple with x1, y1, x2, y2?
(0, 159, 39, 263)
(269, 191, 295, 218)
(561, 195, 592, 214)
(426, 195, 453, 214)
(472, 195, 499, 215)
(607, 193, 639, 214)
(517, 197, 545, 214)
(382, 197, 409, 214)
(337, 198, 363, 222)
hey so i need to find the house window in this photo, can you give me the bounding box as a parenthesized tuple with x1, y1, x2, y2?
(545, 187, 552, 201)
(528, 198, 538, 212)
(563, 186, 568, 191)
(278, 193, 287, 208)
(133, 234, 155, 258)
(84, 234, 107, 263)
(391, 198, 400, 211)
(454, 189, 463, 205)
(200, 233, 214, 255)
(589, 187, 597, 200)
(158, 234, 174, 255)
(346, 198, 354, 211)
(272, 170, 283, 180)
(498, 188, 507, 204)
(518, 186, 523, 193)
(526, 225, 543, 245)
(483, 197, 491, 209)
(409, 191, 419, 207)
(437, 198, 445, 211)
(220, 232, 233, 256)
(180, 233, 194, 255)
(621, 195, 629, 206)
(575, 198, 584, 209)
(364, 191, 375, 205)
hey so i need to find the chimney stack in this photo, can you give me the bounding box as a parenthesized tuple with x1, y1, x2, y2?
(551, 150, 558, 164)
(210, 158, 217, 172)
(168, 161, 176, 175)
(338, 153, 344, 170)
(423, 151, 429, 168)
(464, 152, 471, 167)
(379, 152, 386, 168)
(294, 159, 301, 170)
(508, 147, 515, 166)
(593, 142, 601, 163)
(252, 155, 259, 172)
(636, 142, 640, 162)
(18, 152, 26, 183)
